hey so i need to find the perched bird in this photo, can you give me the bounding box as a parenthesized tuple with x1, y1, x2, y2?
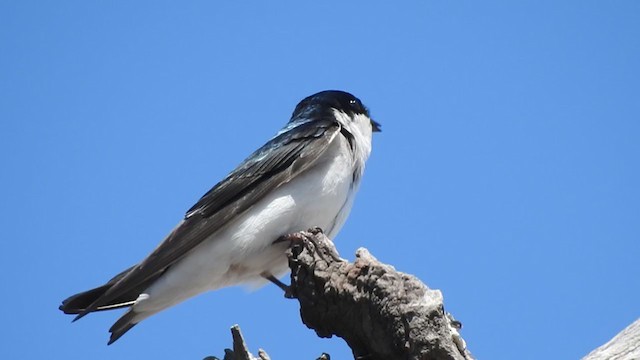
(60, 90, 381, 344)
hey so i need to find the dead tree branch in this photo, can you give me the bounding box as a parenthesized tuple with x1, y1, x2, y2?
(206, 228, 471, 359)
(582, 318, 640, 360)
(203, 325, 272, 360)
(285, 228, 472, 360)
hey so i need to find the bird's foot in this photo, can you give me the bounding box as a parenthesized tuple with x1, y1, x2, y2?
(274, 227, 343, 263)
(273, 230, 313, 245)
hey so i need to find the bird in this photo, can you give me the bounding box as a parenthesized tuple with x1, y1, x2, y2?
(59, 90, 381, 344)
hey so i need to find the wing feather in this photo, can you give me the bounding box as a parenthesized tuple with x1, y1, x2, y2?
(76, 119, 340, 317)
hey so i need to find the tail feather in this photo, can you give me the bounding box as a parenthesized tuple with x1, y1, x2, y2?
(60, 283, 111, 315)
(108, 310, 139, 345)
(60, 284, 138, 315)
(59, 265, 138, 315)
(60, 265, 168, 343)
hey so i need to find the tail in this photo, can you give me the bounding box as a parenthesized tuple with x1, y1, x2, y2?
(59, 265, 163, 344)
(108, 310, 139, 345)
(59, 266, 139, 316)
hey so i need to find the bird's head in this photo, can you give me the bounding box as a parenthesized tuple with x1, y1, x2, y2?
(290, 90, 381, 134)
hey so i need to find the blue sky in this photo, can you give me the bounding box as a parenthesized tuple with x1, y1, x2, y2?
(1, 1, 639, 359)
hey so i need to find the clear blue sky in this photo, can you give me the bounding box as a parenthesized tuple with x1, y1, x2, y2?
(1, 1, 638, 359)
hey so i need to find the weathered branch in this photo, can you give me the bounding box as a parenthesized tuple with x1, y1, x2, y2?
(206, 229, 471, 359)
(203, 325, 272, 360)
(208, 230, 640, 360)
(582, 318, 640, 360)
(286, 228, 472, 360)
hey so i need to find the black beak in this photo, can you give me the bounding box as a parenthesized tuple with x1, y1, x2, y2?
(371, 119, 382, 132)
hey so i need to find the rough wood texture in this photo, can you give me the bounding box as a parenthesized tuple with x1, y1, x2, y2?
(203, 325, 271, 360)
(286, 228, 472, 360)
(582, 318, 640, 360)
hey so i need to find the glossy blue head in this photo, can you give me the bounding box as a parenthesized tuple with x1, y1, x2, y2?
(290, 90, 381, 132)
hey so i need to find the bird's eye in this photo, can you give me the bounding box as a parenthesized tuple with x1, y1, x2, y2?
(349, 99, 362, 111)
(346, 97, 369, 117)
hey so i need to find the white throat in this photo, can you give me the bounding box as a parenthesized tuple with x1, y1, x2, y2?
(333, 109, 374, 178)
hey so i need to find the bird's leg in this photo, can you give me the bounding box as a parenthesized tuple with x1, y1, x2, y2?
(265, 232, 310, 298)
(261, 272, 295, 299)
(266, 228, 334, 299)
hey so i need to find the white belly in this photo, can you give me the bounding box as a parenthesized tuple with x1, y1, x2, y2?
(134, 135, 358, 314)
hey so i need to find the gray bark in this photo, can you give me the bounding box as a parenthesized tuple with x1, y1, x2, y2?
(203, 325, 272, 360)
(205, 229, 472, 360)
(205, 230, 640, 360)
(582, 318, 640, 360)
(286, 228, 472, 360)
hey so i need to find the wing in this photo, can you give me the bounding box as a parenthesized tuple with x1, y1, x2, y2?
(76, 119, 341, 318)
